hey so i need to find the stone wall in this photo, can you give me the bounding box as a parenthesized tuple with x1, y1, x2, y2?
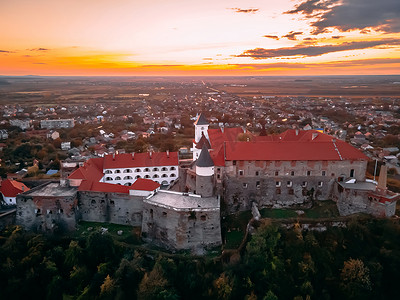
(78, 191, 143, 226)
(16, 194, 78, 232)
(0, 209, 16, 231)
(222, 159, 366, 213)
(141, 203, 221, 250)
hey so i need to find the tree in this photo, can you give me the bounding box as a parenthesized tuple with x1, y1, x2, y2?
(340, 258, 371, 299)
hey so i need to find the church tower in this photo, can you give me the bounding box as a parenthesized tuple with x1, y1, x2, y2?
(193, 113, 209, 160)
(195, 145, 214, 197)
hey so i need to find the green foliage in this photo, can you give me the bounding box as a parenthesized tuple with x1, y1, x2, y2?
(2, 219, 400, 299)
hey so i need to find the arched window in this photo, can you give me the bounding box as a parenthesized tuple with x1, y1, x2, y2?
(144, 175, 151, 179)
(170, 166, 176, 171)
(144, 168, 150, 172)
(115, 176, 121, 180)
(161, 174, 168, 178)
(124, 182, 132, 186)
(123, 176, 133, 180)
(135, 168, 141, 172)
(115, 169, 121, 173)
(105, 177, 113, 181)
(161, 180, 168, 185)
(105, 170, 112, 174)
(161, 167, 168, 171)
(135, 175, 141, 179)
(153, 174, 159, 178)
(153, 167, 159, 171)
(170, 173, 176, 177)
(123, 169, 132, 173)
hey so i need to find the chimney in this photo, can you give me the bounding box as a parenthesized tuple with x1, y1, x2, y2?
(295, 129, 299, 136)
(132, 152, 135, 160)
(149, 151, 152, 159)
(166, 150, 169, 158)
(112, 153, 115, 160)
(22, 186, 24, 192)
(377, 164, 388, 193)
(312, 133, 318, 140)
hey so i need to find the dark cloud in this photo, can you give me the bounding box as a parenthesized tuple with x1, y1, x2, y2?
(33, 62, 46, 64)
(30, 48, 50, 51)
(0, 50, 11, 53)
(282, 31, 304, 40)
(229, 8, 259, 14)
(237, 39, 400, 59)
(286, 0, 336, 16)
(263, 35, 280, 40)
(286, 0, 400, 34)
(331, 35, 344, 39)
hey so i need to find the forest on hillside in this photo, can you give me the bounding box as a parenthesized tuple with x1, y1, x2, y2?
(1, 218, 400, 300)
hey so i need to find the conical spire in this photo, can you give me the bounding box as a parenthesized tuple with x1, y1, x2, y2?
(195, 132, 211, 149)
(196, 145, 214, 167)
(194, 113, 209, 126)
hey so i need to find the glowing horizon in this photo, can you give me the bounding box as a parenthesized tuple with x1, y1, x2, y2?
(1, 0, 400, 76)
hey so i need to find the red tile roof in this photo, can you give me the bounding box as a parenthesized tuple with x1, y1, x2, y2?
(0, 179, 30, 197)
(206, 128, 368, 162)
(78, 180, 131, 194)
(224, 139, 368, 161)
(68, 157, 104, 181)
(131, 178, 160, 191)
(103, 152, 178, 169)
(208, 127, 244, 149)
(78, 178, 160, 194)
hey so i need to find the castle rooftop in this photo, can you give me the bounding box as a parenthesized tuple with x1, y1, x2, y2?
(144, 190, 219, 212)
(22, 182, 77, 197)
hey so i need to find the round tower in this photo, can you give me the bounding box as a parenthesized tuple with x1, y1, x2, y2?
(195, 145, 214, 197)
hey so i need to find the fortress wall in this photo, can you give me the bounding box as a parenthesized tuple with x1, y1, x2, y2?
(16, 194, 78, 232)
(79, 191, 143, 226)
(142, 202, 221, 250)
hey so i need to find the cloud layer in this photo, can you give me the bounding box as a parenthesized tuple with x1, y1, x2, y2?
(238, 39, 400, 59)
(286, 0, 400, 34)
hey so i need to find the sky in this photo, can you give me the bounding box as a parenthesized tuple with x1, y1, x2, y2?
(1, 0, 400, 76)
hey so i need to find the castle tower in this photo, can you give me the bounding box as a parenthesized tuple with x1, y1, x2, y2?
(195, 145, 214, 197)
(193, 113, 209, 160)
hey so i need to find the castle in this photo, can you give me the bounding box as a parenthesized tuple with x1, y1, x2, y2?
(15, 113, 399, 250)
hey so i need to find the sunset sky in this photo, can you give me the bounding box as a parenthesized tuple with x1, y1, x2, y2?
(1, 0, 399, 76)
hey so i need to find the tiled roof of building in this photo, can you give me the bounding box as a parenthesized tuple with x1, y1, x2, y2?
(78, 178, 160, 194)
(78, 180, 131, 194)
(0, 179, 30, 197)
(193, 113, 208, 126)
(208, 127, 244, 149)
(103, 152, 178, 169)
(224, 139, 368, 161)
(196, 145, 214, 167)
(68, 157, 104, 181)
(131, 178, 160, 191)
(206, 128, 368, 162)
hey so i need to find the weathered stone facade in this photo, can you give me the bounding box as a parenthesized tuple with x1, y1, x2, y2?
(141, 191, 221, 250)
(16, 182, 78, 232)
(214, 159, 367, 213)
(78, 191, 143, 226)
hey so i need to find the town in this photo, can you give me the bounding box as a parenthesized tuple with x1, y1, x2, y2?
(0, 75, 400, 299)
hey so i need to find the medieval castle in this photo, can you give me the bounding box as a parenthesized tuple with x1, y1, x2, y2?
(15, 114, 399, 250)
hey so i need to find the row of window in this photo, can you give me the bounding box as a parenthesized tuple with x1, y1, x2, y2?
(241, 180, 324, 189)
(105, 173, 176, 181)
(105, 166, 176, 174)
(35, 208, 63, 214)
(238, 169, 355, 177)
(238, 170, 330, 176)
